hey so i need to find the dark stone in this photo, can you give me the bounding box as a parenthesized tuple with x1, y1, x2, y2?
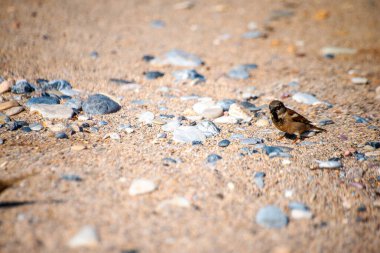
(7, 121, 28, 131)
(319, 119, 334, 126)
(192, 140, 203, 145)
(144, 71, 164, 80)
(55, 132, 68, 139)
(353, 151, 366, 161)
(83, 94, 121, 115)
(324, 54, 335, 59)
(240, 101, 261, 111)
(142, 55, 155, 62)
(90, 51, 99, 59)
(61, 174, 83, 182)
(353, 115, 370, 124)
(159, 114, 175, 119)
(366, 141, 380, 149)
(25, 96, 60, 107)
(109, 78, 132, 85)
(21, 126, 32, 133)
(162, 157, 177, 165)
(217, 99, 237, 111)
(43, 80, 72, 91)
(357, 204, 366, 212)
(218, 139, 230, 147)
(11, 80, 35, 94)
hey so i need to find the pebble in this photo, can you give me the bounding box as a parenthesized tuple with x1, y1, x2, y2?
(319, 119, 334, 126)
(128, 179, 157, 196)
(25, 96, 60, 107)
(65, 98, 82, 110)
(138, 111, 154, 125)
(0, 80, 13, 94)
(0, 139, 3, 144)
(98, 121, 108, 126)
(242, 30, 264, 39)
(207, 154, 222, 163)
(214, 116, 238, 124)
(156, 197, 191, 211)
(173, 126, 206, 144)
(196, 120, 220, 137)
(240, 138, 263, 145)
(172, 69, 205, 83)
(240, 147, 258, 156)
(119, 124, 134, 133)
(29, 123, 43, 131)
(320, 47, 357, 56)
(68, 225, 100, 248)
(162, 120, 181, 132)
(180, 95, 199, 101)
(262, 145, 293, 158)
(0, 100, 19, 111)
(30, 104, 74, 119)
(217, 99, 236, 111)
(11, 80, 35, 94)
(255, 118, 270, 127)
(366, 141, 380, 149)
(61, 174, 83, 182)
(90, 51, 99, 59)
(230, 134, 245, 140)
(103, 132, 121, 140)
(353, 115, 369, 124)
(228, 103, 252, 122)
(173, 1, 195, 10)
(256, 205, 289, 229)
(315, 160, 342, 169)
(351, 77, 368, 85)
(253, 172, 265, 189)
(227, 64, 257, 80)
(287, 81, 299, 87)
(353, 151, 366, 161)
(21, 126, 32, 132)
(218, 139, 230, 147)
(43, 80, 72, 91)
(151, 19, 165, 28)
(142, 55, 155, 62)
(82, 94, 119, 115)
(71, 145, 86, 151)
(240, 101, 261, 112)
(7, 121, 28, 131)
(157, 132, 167, 138)
(56, 132, 68, 139)
(144, 71, 164, 80)
(193, 101, 223, 119)
(292, 92, 321, 105)
(288, 202, 313, 220)
(5, 106, 24, 116)
(150, 49, 204, 67)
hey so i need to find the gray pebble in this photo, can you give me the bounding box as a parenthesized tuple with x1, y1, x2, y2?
(256, 205, 289, 228)
(262, 145, 292, 158)
(207, 154, 222, 163)
(98, 121, 108, 126)
(144, 71, 164, 80)
(151, 49, 204, 67)
(61, 174, 83, 182)
(172, 69, 205, 83)
(43, 80, 72, 91)
(29, 123, 43, 131)
(366, 141, 380, 149)
(217, 99, 237, 111)
(83, 94, 121, 115)
(21, 126, 32, 133)
(227, 64, 258, 80)
(56, 132, 68, 139)
(319, 119, 334, 126)
(240, 138, 264, 145)
(0, 139, 3, 144)
(65, 98, 82, 110)
(218, 139, 230, 147)
(242, 31, 264, 39)
(253, 172, 265, 189)
(353, 115, 369, 124)
(26, 96, 60, 108)
(151, 20, 165, 28)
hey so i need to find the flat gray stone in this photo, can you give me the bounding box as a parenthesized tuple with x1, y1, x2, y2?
(83, 94, 121, 115)
(256, 205, 288, 228)
(30, 104, 74, 119)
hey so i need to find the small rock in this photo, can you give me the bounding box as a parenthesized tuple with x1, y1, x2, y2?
(214, 116, 238, 124)
(255, 118, 270, 127)
(262, 145, 293, 158)
(240, 138, 264, 145)
(217, 99, 237, 111)
(173, 1, 195, 10)
(0, 139, 3, 144)
(144, 71, 164, 80)
(98, 121, 108, 126)
(162, 157, 178, 165)
(320, 47, 357, 56)
(292, 92, 322, 105)
(242, 30, 264, 39)
(353, 115, 369, 124)
(0, 80, 13, 94)
(240, 101, 261, 112)
(142, 55, 155, 62)
(207, 154, 222, 163)
(21, 126, 32, 132)
(68, 225, 100, 248)
(104, 132, 120, 140)
(0, 100, 19, 111)
(240, 147, 258, 156)
(71, 145, 86, 151)
(156, 197, 191, 210)
(253, 172, 265, 189)
(319, 119, 334, 126)
(227, 64, 257, 80)
(151, 19, 165, 28)
(82, 94, 121, 115)
(29, 123, 43, 131)
(43, 80, 72, 91)
(129, 179, 157, 196)
(7, 121, 28, 131)
(56, 132, 68, 139)
(162, 120, 181, 132)
(173, 126, 206, 144)
(228, 103, 252, 122)
(315, 160, 342, 169)
(30, 104, 74, 119)
(5, 106, 24, 116)
(366, 141, 380, 149)
(150, 49, 204, 67)
(193, 101, 223, 119)
(351, 77, 368, 85)
(61, 174, 83, 182)
(353, 151, 366, 161)
(25, 96, 60, 108)
(288, 202, 313, 220)
(218, 139, 230, 147)
(119, 124, 134, 133)
(138, 111, 154, 125)
(196, 120, 220, 137)
(157, 132, 167, 138)
(11, 80, 35, 94)
(172, 69, 205, 83)
(256, 205, 289, 228)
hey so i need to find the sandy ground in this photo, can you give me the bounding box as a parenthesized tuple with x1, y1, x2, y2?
(1, 0, 380, 252)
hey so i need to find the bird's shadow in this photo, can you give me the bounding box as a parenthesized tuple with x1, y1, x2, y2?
(0, 199, 65, 209)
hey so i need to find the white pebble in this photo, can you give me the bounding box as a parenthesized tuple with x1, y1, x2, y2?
(68, 225, 100, 248)
(138, 111, 154, 124)
(129, 179, 157, 196)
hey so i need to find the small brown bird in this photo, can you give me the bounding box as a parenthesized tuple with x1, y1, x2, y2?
(269, 100, 326, 143)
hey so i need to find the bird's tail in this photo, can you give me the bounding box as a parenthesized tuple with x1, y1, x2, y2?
(311, 125, 326, 132)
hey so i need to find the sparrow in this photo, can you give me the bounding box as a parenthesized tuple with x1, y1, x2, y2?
(269, 100, 326, 143)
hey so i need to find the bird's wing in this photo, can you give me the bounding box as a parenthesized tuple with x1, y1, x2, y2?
(286, 108, 312, 124)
